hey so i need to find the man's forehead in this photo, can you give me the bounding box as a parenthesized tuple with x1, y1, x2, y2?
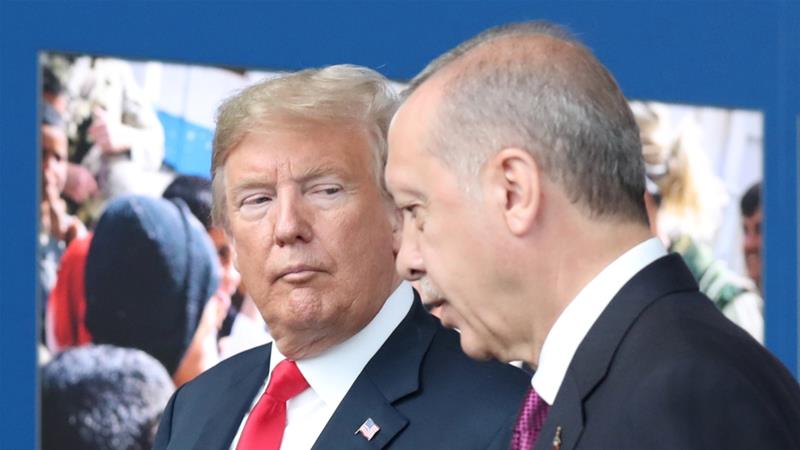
(390, 83, 442, 151)
(229, 142, 356, 175)
(387, 85, 444, 178)
(229, 123, 377, 180)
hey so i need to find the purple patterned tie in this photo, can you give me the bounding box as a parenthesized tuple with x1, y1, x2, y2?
(510, 387, 550, 450)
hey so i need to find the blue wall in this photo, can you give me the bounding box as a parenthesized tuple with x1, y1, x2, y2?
(1, 2, 797, 449)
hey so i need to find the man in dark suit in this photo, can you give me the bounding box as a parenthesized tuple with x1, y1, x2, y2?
(153, 65, 529, 450)
(385, 22, 800, 449)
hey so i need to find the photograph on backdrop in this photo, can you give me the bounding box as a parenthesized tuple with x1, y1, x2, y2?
(37, 51, 766, 450)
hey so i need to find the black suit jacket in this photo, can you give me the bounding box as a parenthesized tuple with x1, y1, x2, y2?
(534, 254, 800, 450)
(153, 295, 530, 450)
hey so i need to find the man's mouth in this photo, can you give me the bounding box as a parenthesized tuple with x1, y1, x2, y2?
(423, 297, 446, 312)
(275, 265, 324, 283)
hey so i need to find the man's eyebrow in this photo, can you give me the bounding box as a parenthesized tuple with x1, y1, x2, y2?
(230, 164, 342, 191)
(295, 163, 343, 184)
(229, 177, 272, 197)
(390, 185, 427, 204)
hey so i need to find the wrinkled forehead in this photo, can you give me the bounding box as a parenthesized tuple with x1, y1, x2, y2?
(225, 120, 383, 188)
(242, 117, 371, 154)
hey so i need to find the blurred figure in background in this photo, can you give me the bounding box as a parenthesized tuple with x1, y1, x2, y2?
(740, 181, 763, 292)
(631, 101, 728, 244)
(634, 102, 763, 343)
(162, 175, 270, 359)
(46, 233, 93, 352)
(84, 195, 226, 387)
(162, 175, 242, 302)
(42, 63, 99, 209)
(42, 54, 168, 223)
(42, 64, 69, 116)
(41, 345, 174, 450)
(161, 175, 214, 228)
(39, 103, 87, 326)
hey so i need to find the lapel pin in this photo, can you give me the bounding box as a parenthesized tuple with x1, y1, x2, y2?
(552, 425, 562, 450)
(355, 417, 381, 441)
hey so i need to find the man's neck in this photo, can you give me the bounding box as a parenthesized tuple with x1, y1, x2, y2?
(525, 219, 654, 366)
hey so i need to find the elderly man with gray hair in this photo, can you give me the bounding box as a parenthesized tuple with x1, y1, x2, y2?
(386, 21, 800, 450)
(153, 65, 528, 450)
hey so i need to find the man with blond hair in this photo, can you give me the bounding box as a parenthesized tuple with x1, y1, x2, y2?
(386, 22, 800, 449)
(154, 65, 528, 450)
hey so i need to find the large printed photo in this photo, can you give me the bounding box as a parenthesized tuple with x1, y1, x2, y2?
(38, 52, 765, 449)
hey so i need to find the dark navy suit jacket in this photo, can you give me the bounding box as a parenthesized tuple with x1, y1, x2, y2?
(533, 254, 800, 450)
(153, 295, 530, 450)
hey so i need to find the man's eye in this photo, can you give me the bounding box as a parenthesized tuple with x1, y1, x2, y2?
(242, 195, 272, 206)
(311, 185, 343, 196)
(402, 205, 424, 231)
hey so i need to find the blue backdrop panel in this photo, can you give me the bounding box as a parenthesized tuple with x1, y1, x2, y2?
(1, 2, 797, 450)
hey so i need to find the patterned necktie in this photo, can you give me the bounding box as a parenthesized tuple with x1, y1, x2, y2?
(236, 359, 310, 450)
(510, 386, 550, 450)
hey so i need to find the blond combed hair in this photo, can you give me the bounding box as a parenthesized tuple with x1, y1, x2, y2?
(211, 65, 399, 231)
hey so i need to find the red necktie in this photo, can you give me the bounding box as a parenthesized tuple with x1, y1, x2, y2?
(510, 387, 550, 450)
(236, 359, 310, 450)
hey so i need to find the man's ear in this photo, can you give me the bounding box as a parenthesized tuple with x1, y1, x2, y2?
(482, 148, 540, 236)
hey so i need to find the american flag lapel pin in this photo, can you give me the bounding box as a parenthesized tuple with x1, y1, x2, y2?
(355, 417, 381, 441)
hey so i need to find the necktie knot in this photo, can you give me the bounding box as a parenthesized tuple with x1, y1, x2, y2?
(510, 386, 550, 450)
(236, 359, 309, 450)
(266, 360, 309, 402)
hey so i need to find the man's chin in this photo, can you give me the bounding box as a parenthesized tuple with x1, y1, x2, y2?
(458, 332, 494, 361)
(272, 334, 327, 361)
(435, 303, 460, 328)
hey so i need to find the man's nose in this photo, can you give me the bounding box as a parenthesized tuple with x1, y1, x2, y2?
(396, 228, 426, 281)
(274, 192, 313, 247)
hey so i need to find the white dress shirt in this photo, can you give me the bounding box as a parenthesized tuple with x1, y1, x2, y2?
(229, 282, 414, 450)
(532, 238, 667, 405)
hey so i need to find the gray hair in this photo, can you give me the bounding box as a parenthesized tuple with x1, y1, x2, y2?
(405, 22, 572, 98)
(412, 21, 647, 224)
(211, 64, 399, 230)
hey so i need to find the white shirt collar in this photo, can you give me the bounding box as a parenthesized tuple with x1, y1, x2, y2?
(270, 281, 414, 407)
(532, 237, 666, 405)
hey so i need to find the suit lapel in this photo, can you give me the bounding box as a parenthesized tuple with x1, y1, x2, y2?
(192, 344, 272, 450)
(312, 293, 437, 449)
(537, 254, 698, 450)
(311, 376, 409, 449)
(534, 374, 582, 450)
